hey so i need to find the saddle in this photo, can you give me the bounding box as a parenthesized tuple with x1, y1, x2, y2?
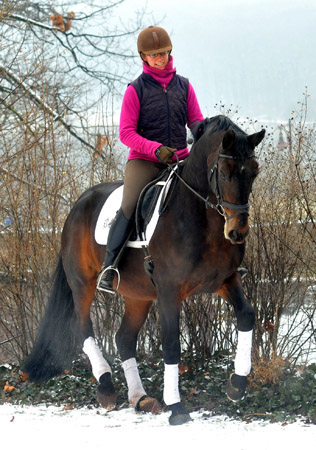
(135, 164, 181, 241)
(94, 163, 183, 282)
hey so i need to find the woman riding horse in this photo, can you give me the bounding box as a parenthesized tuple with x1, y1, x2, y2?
(22, 114, 265, 425)
(97, 25, 204, 293)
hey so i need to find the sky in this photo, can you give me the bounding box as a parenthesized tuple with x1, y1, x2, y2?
(116, 0, 316, 125)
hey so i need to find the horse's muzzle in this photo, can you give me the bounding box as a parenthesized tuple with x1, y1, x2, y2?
(227, 228, 249, 244)
(224, 218, 249, 244)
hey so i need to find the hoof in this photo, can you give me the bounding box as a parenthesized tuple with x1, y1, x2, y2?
(97, 373, 116, 410)
(168, 402, 192, 426)
(135, 395, 162, 414)
(226, 373, 248, 402)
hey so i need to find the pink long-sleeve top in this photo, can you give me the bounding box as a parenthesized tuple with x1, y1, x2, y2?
(119, 56, 204, 163)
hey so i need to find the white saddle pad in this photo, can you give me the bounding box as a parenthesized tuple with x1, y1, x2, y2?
(95, 179, 172, 248)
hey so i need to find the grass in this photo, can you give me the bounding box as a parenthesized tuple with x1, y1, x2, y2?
(1, 353, 316, 424)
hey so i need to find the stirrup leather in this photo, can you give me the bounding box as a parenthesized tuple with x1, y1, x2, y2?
(96, 266, 121, 293)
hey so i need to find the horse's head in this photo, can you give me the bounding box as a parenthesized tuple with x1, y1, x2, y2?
(207, 126, 265, 244)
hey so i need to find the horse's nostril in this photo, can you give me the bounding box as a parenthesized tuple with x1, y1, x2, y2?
(228, 229, 238, 241)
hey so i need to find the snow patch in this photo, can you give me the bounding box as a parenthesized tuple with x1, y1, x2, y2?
(0, 404, 315, 450)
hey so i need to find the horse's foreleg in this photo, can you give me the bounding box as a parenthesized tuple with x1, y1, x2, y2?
(116, 297, 161, 413)
(158, 292, 191, 425)
(217, 272, 255, 402)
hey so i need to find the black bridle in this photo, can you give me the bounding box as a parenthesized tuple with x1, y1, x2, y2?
(168, 148, 255, 222)
(207, 150, 255, 221)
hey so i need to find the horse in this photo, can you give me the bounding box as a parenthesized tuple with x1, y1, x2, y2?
(22, 115, 265, 425)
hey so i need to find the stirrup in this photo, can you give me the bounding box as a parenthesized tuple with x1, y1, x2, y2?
(96, 266, 120, 294)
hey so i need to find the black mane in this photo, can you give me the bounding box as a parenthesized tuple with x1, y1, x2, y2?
(184, 115, 250, 190)
(192, 115, 246, 143)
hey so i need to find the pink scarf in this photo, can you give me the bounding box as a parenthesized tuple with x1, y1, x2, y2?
(142, 55, 176, 90)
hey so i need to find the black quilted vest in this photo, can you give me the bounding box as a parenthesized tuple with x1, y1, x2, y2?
(130, 73, 189, 149)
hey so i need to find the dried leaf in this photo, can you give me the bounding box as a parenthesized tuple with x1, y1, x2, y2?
(179, 365, 192, 374)
(3, 381, 16, 392)
(19, 371, 29, 382)
(62, 404, 74, 411)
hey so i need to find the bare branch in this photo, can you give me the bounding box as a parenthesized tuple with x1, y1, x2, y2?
(0, 64, 105, 157)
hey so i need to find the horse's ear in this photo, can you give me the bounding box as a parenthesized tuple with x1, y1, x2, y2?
(247, 129, 266, 148)
(222, 130, 236, 150)
(192, 118, 212, 142)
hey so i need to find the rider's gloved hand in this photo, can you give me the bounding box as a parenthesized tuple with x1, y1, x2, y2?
(155, 146, 177, 164)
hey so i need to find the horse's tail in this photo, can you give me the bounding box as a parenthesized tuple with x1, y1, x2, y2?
(22, 254, 78, 382)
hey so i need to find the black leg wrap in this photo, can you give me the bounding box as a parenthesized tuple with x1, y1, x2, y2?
(168, 402, 192, 426)
(226, 373, 248, 402)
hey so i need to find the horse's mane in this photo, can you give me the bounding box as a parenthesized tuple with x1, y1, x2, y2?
(192, 115, 246, 143)
(183, 115, 248, 191)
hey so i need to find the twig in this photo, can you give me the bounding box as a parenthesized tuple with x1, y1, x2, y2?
(0, 64, 105, 159)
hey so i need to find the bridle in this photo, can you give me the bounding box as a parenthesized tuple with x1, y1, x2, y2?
(168, 147, 255, 222)
(207, 149, 255, 221)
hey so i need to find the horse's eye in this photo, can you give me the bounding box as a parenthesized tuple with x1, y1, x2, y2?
(219, 169, 230, 182)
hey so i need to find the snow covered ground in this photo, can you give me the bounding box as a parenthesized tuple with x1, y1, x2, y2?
(1, 404, 315, 450)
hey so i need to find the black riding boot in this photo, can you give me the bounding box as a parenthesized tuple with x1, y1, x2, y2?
(97, 208, 133, 294)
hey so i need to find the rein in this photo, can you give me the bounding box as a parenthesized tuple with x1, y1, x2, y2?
(168, 148, 255, 222)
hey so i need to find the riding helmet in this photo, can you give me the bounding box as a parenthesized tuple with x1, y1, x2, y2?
(137, 26, 172, 55)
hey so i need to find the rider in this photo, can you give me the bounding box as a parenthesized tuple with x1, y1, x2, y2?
(97, 26, 204, 293)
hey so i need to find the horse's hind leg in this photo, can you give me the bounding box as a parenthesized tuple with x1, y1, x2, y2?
(217, 272, 255, 402)
(71, 281, 116, 410)
(115, 296, 162, 414)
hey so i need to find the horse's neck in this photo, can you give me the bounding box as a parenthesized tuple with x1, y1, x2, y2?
(172, 166, 221, 235)
(175, 156, 226, 238)
(181, 149, 209, 195)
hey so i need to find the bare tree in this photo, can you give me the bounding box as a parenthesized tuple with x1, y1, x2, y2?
(244, 94, 316, 367)
(0, 0, 147, 363)
(0, 0, 146, 158)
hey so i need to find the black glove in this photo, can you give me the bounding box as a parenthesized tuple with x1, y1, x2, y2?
(155, 146, 177, 164)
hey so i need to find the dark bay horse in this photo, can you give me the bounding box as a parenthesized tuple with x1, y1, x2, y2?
(23, 115, 265, 425)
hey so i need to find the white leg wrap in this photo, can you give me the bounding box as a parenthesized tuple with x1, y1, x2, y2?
(82, 337, 111, 382)
(122, 358, 146, 407)
(163, 363, 181, 406)
(234, 330, 253, 376)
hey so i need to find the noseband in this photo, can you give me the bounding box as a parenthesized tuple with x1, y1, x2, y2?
(208, 150, 254, 221)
